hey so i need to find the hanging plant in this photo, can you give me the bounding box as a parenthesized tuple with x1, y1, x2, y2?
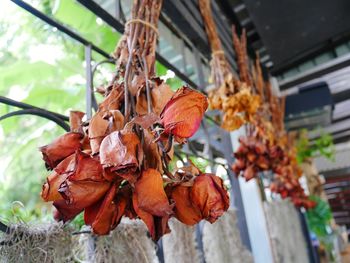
(231, 56, 279, 180)
(39, 0, 229, 240)
(230, 56, 315, 208)
(198, 0, 260, 131)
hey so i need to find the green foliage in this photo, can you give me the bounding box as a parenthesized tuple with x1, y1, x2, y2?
(306, 196, 332, 238)
(296, 129, 335, 164)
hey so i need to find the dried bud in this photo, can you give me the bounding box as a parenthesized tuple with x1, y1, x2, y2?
(171, 185, 202, 225)
(243, 165, 255, 181)
(100, 128, 143, 182)
(191, 174, 229, 223)
(256, 155, 269, 170)
(246, 151, 257, 163)
(254, 142, 267, 155)
(160, 86, 208, 139)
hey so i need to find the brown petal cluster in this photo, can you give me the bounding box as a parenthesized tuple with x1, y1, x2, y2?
(231, 136, 284, 181)
(40, 85, 209, 240)
(231, 134, 315, 209)
(270, 176, 316, 209)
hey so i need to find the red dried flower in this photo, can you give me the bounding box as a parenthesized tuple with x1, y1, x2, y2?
(100, 127, 143, 182)
(191, 174, 229, 223)
(160, 87, 208, 139)
(39, 132, 83, 170)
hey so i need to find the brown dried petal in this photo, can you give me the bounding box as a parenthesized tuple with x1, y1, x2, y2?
(100, 129, 143, 180)
(134, 169, 173, 217)
(69, 111, 85, 132)
(171, 185, 202, 225)
(39, 132, 83, 170)
(41, 154, 76, 202)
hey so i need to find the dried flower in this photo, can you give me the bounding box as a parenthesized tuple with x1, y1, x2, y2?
(100, 127, 143, 182)
(191, 173, 229, 223)
(160, 86, 208, 139)
(171, 185, 202, 225)
(134, 169, 173, 217)
(84, 182, 125, 235)
(39, 132, 83, 170)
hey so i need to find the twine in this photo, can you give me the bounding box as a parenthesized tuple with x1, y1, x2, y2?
(125, 19, 159, 37)
(212, 50, 225, 57)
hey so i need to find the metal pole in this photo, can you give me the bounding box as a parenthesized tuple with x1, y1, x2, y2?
(298, 209, 319, 263)
(156, 239, 165, 263)
(220, 130, 252, 251)
(196, 222, 206, 263)
(193, 47, 206, 90)
(85, 45, 93, 119)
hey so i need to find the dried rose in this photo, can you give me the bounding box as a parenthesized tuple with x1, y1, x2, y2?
(39, 132, 83, 169)
(171, 185, 202, 225)
(191, 174, 229, 223)
(41, 154, 76, 202)
(136, 78, 174, 116)
(100, 127, 143, 182)
(89, 110, 124, 154)
(69, 151, 105, 182)
(58, 180, 110, 213)
(160, 86, 208, 139)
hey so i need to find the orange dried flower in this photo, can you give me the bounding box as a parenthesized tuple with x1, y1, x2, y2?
(160, 86, 208, 139)
(171, 185, 202, 225)
(100, 127, 143, 182)
(39, 132, 83, 170)
(191, 174, 229, 223)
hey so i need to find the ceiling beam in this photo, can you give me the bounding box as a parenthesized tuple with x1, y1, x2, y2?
(333, 88, 350, 103)
(309, 118, 350, 139)
(279, 53, 350, 90)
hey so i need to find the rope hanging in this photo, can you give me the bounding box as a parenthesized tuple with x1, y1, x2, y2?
(125, 19, 159, 37)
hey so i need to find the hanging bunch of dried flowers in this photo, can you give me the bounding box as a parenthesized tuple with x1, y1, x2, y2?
(198, 0, 260, 131)
(269, 132, 316, 209)
(231, 56, 314, 208)
(230, 54, 278, 180)
(40, 0, 229, 240)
